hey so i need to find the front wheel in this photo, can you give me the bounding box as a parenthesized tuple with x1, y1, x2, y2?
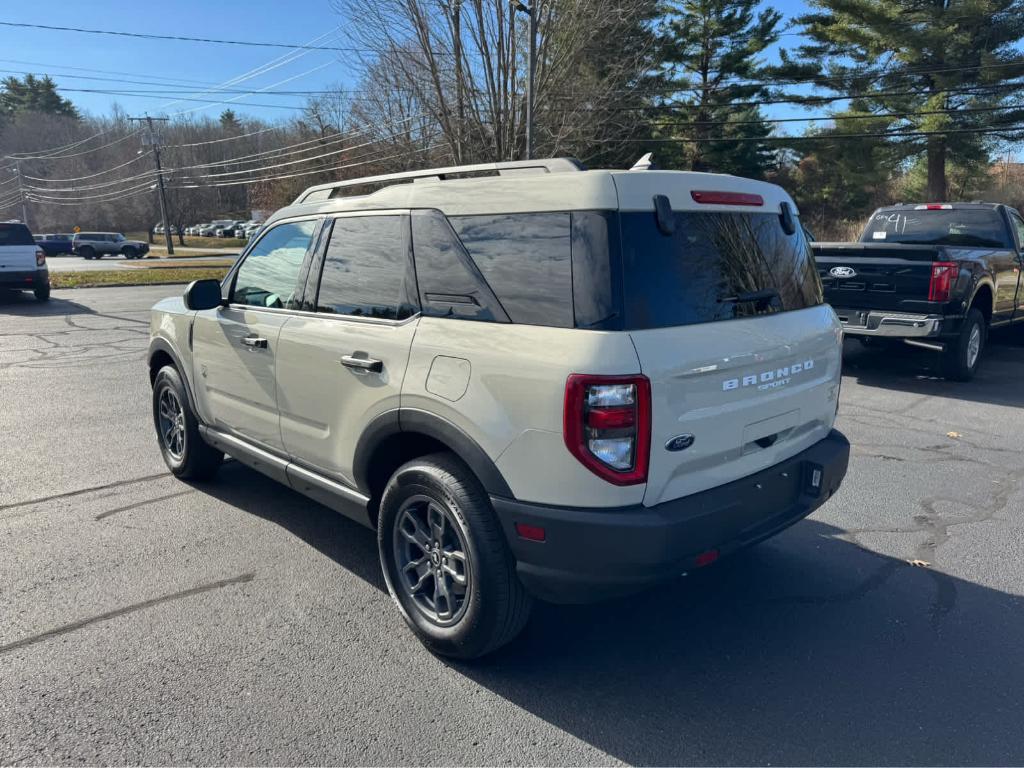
(378, 453, 531, 659)
(942, 307, 986, 381)
(152, 365, 223, 480)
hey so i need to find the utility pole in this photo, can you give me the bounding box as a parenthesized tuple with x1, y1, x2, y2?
(129, 115, 174, 255)
(13, 160, 29, 227)
(512, 0, 538, 160)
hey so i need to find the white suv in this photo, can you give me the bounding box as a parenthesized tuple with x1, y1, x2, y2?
(0, 222, 49, 300)
(148, 158, 849, 658)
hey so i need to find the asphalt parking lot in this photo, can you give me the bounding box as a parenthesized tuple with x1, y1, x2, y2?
(2, 285, 1023, 766)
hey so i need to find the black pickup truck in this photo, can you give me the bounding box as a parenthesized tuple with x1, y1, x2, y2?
(812, 202, 1024, 380)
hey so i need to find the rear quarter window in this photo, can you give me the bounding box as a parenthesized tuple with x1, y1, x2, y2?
(450, 213, 573, 328)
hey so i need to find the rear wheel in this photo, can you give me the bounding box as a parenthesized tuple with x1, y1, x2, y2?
(152, 365, 223, 480)
(378, 453, 531, 659)
(79, 247, 95, 260)
(942, 307, 986, 381)
(34, 283, 50, 301)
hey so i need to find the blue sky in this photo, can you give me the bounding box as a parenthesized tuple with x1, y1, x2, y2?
(1, 0, 813, 125)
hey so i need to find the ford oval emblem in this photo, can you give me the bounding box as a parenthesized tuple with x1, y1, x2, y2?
(830, 266, 857, 278)
(665, 434, 695, 452)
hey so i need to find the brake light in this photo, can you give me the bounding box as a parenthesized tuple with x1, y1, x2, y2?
(35, 248, 46, 266)
(915, 204, 953, 210)
(928, 261, 959, 302)
(564, 374, 651, 485)
(690, 190, 764, 206)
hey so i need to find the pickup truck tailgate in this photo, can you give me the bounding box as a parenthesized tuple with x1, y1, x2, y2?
(812, 243, 940, 311)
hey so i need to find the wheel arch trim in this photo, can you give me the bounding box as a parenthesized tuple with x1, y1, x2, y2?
(353, 408, 514, 500)
(148, 337, 199, 414)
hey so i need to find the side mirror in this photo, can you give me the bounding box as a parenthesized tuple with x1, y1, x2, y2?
(184, 278, 225, 311)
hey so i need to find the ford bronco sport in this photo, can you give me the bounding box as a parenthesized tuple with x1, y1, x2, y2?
(148, 158, 850, 658)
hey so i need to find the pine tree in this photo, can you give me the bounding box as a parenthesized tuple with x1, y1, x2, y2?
(219, 109, 242, 132)
(0, 75, 79, 119)
(655, 0, 781, 177)
(783, 0, 1024, 200)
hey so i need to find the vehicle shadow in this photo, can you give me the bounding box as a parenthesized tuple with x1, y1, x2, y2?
(198, 462, 1024, 765)
(842, 333, 1024, 408)
(0, 289, 98, 317)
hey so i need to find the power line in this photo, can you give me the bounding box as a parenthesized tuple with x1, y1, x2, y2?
(6, 127, 115, 160)
(24, 170, 157, 193)
(7, 130, 142, 162)
(26, 179, 156, 202)
(0, 20, 364, 52)
(20, 152, 150, 182)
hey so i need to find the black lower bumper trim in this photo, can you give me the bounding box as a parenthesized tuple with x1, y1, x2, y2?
(492, 429, 850, 604)
(0, 269, 47, 289)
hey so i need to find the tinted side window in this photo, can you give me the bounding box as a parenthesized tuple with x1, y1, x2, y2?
(233, 220, 317, 309)
(571, 211, 621, 329)
(411, 210, 508, 322)
(315, 215, 417, 320)
(451, 213, 573, 328)
(1009, 211, 1024, 248)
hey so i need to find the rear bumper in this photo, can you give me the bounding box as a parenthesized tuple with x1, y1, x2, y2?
(492, 429, 850, 604)
(834, 307, 948, 338)
(0, 268, 47, 289)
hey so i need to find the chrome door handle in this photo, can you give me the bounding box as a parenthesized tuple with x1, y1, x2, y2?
(340, 354, 383, 373)
(241, 336, 268, 349)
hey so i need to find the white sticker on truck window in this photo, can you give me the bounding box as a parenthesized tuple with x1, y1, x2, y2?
(872, 230, 887, 239)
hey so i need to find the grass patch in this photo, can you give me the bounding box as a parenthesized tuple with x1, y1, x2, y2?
(51, 267, 229, 289)
(146, 247, 238, 258)
(124, 258, 234, 269)
(128, 232, 248, 249)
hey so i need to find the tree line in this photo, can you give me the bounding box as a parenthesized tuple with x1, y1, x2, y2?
(3, 0, 1024, 239)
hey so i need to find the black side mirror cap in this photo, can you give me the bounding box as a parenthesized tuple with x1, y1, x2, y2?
(184, 278, 225, 311)
(779, 201, 797, 235)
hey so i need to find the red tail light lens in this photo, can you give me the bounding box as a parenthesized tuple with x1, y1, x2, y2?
(35, 248, 46, 266)
(563, 374, 651, 485)
(928, 261, 959, 302)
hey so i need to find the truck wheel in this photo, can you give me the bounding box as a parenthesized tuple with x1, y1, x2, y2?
(152, 365, 223, 480)
(79, 247, 95, 260)
(122, 246, 137, 259)
(378, 453, 532, 660)
(942, 307, 986, 382)
(34, 283, 50, 301)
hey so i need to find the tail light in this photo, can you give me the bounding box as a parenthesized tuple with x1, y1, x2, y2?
(928, 261, 959, 302)
(35, 248, 46, 266)
(563, 374, 651, 485)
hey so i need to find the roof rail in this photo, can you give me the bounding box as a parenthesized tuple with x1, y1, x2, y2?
(293, 157, 583, 205)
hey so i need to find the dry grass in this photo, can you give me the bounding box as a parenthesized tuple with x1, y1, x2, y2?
(51, 267, 229, 289)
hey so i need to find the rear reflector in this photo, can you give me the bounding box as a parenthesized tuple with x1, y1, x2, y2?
(691, 190, 764, 206)
(515, 523, 546, 542)
(695, 549, 719, 567)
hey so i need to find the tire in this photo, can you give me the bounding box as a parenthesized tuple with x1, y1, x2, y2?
(34, 283, 50, 301)
(79, 247, 95, 260)
(122, 247, 137, 259)
(378, 452, 532, 659)
(942, 307, 986, 382)
(152, 365, 223, 480)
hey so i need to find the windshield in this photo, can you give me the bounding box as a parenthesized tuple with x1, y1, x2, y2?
(619, 211, 823, 330)
(861, 208, 1011, 248)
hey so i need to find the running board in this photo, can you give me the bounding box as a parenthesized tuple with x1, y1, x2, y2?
(199, 425, 373, 529)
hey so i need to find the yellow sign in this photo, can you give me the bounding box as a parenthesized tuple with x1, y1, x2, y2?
(73, 225, 81, 233)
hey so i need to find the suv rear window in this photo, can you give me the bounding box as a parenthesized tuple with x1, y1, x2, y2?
(861, 208, 1011, 248)
(619, 211, 823, 330)
(0, 223, 35, 246)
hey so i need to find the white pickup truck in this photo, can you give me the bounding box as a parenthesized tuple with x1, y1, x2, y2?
(0, 222, 49, 301)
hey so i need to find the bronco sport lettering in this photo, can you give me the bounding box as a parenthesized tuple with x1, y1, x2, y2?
(722, 359, 815, 391)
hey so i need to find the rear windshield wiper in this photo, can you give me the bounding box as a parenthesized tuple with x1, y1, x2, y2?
(718, 288, 781, 307)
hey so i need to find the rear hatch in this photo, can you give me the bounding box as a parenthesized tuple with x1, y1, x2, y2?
(0, 222, 39, 272)
(610, 175, 841, 507)
(813, 243, 942, 311)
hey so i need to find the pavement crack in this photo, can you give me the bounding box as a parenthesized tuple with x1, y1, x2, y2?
(0, 472, 171, 514)
(0, 573, 255, 655)
(95, 489, 194, 520)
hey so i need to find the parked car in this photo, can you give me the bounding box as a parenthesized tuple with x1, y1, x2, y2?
(34, 233, 74, 256)
(813, 201, 1024, 380)
(215, 220, 243, 237)
(197, 223, 220, 237)
(154, 223, 164, 235)
(148, 157, 849, 658)
(72, 232, 150, 260)
(0, 221, 49, 301)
